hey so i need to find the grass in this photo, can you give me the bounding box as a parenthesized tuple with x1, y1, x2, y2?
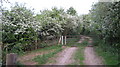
(66, 38, 79, 46)
(16, 45, 63, 66)
(18, 36, 119, 65)
(93, 38, 119, 65)
(18, 45, 62, 56)
(32, 45, 63, 64)
(95, 45, 119, 65)
(67, 36, 119, 65)
(73, 41, 88, 65)
(66, 38, 88, 65)
(30, 45, 61, 53)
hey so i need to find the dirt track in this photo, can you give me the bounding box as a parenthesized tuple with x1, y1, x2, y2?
(17, 35, 103, 65)
(54, 47, 77, 65)
(47, 47, 78, 65)
(84, 47, 103, 65)
(79, 35, 103, 65)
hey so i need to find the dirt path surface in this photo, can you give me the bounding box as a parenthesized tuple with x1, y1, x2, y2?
(84, 47, 103, 65)
(47, 47, 78, 65)
(78, 35, 103, 65)
(17, 35, 103, 65)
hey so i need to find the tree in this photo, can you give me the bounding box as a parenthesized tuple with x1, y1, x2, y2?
(67, 7, 77, 16)
(2, 3, 40, 52)
(90, 2, 120, 50)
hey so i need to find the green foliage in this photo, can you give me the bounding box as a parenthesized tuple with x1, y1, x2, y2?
(2, 1, 119, 65)
(1, 2, 82, 57)
(67, 7, 77, 16)
(90, 2, 120, 52)
(36, 7, 80, 36)
(94, 39, 119, 65)
(39, 42, 48, 48)
(96, 46, 119, 65)
(2, 3, 39, 52)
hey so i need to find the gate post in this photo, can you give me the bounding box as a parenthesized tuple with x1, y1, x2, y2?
(6, 53, 17, 66)
(62, 36, 63, 45)
(65, 36, 66, 45)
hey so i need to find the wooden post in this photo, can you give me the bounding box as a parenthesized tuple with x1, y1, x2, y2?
(65, 36, 66, 45)
(58, 36, 61, 44)
(6, 53, 17, 65)
(62, 36, 63, 45)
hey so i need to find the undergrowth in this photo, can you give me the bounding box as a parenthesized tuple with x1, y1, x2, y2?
(93, 37, 119, 65)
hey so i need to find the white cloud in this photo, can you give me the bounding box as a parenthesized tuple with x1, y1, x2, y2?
(2, 0, 98, 15)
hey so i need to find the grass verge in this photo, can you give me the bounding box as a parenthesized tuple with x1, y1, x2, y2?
(93, 37, 119, 65)
(73, 41, 88, 65)
(66, 38, 88, 65)
(95, 45, 119, 65)
(18, 45, 61, 56)
(32, 45, 63, 65)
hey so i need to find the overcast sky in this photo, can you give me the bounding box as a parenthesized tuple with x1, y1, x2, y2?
(2, 0, 98, 15)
